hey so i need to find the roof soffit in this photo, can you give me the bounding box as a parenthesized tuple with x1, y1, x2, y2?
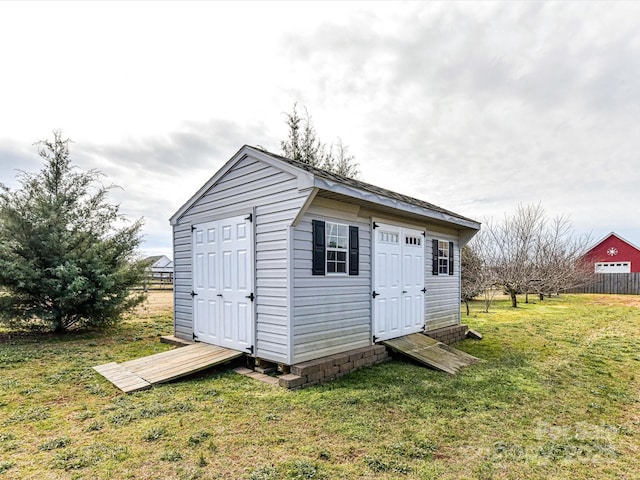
(242, 146, 479, 231)
(313, 178, 481, 231)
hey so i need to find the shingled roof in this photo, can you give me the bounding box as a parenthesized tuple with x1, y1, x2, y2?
(250, 145, 479, 226)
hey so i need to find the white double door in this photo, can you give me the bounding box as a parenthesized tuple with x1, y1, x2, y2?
(373, 223, 425, 341)
(192, 215, 254, 353)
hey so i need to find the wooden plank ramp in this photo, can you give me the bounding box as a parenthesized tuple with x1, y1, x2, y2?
(382, 333, 478, 374)
(93, 343, 244, 393)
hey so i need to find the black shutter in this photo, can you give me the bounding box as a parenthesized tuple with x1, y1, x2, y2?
(349, 226, 359, 276)
(432, 239, 439, 275)
(312, 220, 325, 275)
(448, 241, 454, 275)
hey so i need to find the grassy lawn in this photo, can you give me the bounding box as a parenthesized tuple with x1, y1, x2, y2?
(1, 292, 639, 479)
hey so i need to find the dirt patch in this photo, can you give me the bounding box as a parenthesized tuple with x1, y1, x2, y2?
(134, 290, 174, 317)
(585, 294, 640, 308)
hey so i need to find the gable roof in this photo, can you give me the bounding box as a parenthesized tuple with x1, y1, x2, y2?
(171, 145, 480, 233)
(144, 255, 173, 269)
(586, 232, 640, 255)
(255, 147, 479, 226)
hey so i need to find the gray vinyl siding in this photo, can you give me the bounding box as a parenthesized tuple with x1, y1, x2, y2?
(172, 156, 308, 363)
(425, 231, 461, 330)
(173, 223, 194, 340)
(291, 206, 372, 364)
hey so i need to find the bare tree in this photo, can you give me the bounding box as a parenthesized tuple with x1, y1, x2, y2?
(462, 231, 499, 313)
(531, 216, 593, 299)
(461, 245, 482, 315)
(477, 204, 591, 308)
(482, 204, 546, 308)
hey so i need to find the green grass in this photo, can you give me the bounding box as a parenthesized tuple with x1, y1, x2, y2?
(1, 293, 639, 479)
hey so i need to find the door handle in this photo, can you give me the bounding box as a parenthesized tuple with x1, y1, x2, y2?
(402, 290, 407, 294)
(217, 294, 223, 297)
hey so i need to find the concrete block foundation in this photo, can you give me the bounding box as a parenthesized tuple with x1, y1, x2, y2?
(425, 324, 469, 345)
(279, 345, 389, 389)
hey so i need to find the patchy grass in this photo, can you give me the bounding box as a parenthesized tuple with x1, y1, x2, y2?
(0, 292, 639, 479)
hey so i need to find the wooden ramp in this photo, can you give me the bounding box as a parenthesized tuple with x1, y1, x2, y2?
(93, 343, 244, 393)
(382, 333, 478, 374)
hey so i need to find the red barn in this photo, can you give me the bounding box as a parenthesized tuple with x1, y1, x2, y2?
(583, 232, 640, 273)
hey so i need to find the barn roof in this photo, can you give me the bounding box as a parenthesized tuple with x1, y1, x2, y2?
(586, 231, 640, 255)
(170, 145, 480, 234)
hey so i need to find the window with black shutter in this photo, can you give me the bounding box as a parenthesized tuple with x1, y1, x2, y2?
(432, 239, 454, 275)
(349, 226, 359, 276)
(311, 220, 359, 275)
(312, 220, 325, 275)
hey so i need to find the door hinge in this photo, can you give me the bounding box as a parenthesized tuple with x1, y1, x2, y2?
(190, 290, 198, 297)
(372, 291, 379, 298)
(422, 231, 426, 237)
(373, 335, 379, 342)
(372, 222, 379, 229)
(193, 332, 198, 340)
(245, 292, 255, 302)
(247, 345, 254, 354)
(191, 225, 196, 231)
(421, 288, 427, 293)
(245, 213, 253, 222)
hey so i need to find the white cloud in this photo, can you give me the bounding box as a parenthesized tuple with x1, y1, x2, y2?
(1, 1, 639, 256)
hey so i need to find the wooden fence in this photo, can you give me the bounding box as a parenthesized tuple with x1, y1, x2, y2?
(138, 273, 173, 291)
(565, 273, 640, 295)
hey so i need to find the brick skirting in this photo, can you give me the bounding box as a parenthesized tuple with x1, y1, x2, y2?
(279, 345, 389, 389)
(425, 324, 468, 345)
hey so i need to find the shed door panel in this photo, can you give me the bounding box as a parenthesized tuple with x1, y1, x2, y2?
(374, 224, 425, 341)
(402, 228, 425, 333)
(193, 215, 254, 353)
(193, 225, 220, 344)
(374, 226, 402, 340)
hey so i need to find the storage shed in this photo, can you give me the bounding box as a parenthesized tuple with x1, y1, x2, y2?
(170, 145, 480, 368)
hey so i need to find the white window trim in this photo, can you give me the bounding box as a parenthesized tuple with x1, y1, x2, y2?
(326, 221, 349, 275)
(438, 239, 449, 275)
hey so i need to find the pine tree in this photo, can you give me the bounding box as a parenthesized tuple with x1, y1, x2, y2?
(280, 103, 359, 178)
(0, 131, 147, 332)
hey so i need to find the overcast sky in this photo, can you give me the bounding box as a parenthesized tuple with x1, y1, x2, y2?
(1, 1, 639, 258)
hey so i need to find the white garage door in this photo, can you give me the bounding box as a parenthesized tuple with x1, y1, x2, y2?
(595, 262, 631, 273)
(373, 223, 425, 342)
(192, 215, 254, 353)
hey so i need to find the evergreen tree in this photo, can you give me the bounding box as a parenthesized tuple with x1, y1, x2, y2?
(326, 138, 359, 178)
(0, 131, 147, 332)
(280, 103, 359, 178)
